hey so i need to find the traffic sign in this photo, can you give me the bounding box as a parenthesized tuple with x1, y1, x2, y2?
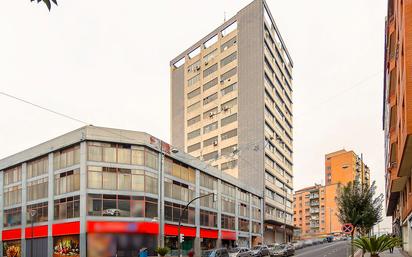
(342, 223, 354, 234)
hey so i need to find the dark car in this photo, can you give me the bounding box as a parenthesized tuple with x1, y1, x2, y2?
(270, 244, 295, 257)
(250, 245, 270, 257)
(202, 248, 230, 257)
(229, 247, 252, 257)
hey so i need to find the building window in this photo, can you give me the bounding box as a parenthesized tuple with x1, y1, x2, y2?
(164, 158, 196, 183)
(54, 169, 80, 196)
(27, 177, 48, 201)
(221, 98, 237, 111)
(164, 179, 195, 202)
(251, 206, 261, 220)
(187, 143, 201, 153)
(221, 113, 237, 127)
(187, 74, 200, 87)
(4, 166, 22, 186)
(204, 35, 218, 49)
(203, 77, 218, 92)
(203, 121, 218, 134)
(203, 92, 218, 105)
(203, 136, 218, 147)
(203, 64, 218, 78)
(187, 60, 200, 73)
(3, 207, 21, 227)
(252, 222, 261, 233)
(221, 82, 237, 96)
(220, 52, 237, 67)
(222, 197, 235, 214)
(164, 201, 195, 224)
(4, 185, 22, 207)
(27, 156, 48, 178)
(27, 202, 48, 223)
(203, 107, 218, 119)
(200, 173, 217, 190)
(204, 49, 217, 64)
(54, 195, 80, 220)
(221, 214, 235, 230)
(238, 218, 249, 232)
(200, 209, 217, 227)
(187, 129, 201, 140)
(221, 144, 237, 157)
(187, 87, 201, 99)
(203, 151, 218, 162)
(238, 203, 249, 217)
(187, 101, 201, 113)
(221, 36, 237, 51)
(199, 189, 217, 209)
(221, 129, 237, 141)
(221, 160, 237, 172)
(221, 21, 237, 37)
(187, 115, 201, 127)
(53, 145, 80, 171)
(220, 67, 237, 81)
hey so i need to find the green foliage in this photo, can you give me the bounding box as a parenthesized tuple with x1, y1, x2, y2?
(31, 0, 58, 11)
(336, 181, 383, 235)
(155, 247, 170, 257)
(353, 235, 401, 255)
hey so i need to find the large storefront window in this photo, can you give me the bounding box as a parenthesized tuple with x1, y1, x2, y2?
(54, 196, 80, 220)
(27, 202, 48, 223)
(3, 207, 21, 227)
(87, 234, 156, 257)
(53, 235, 80, 257)
(54, 169, 80, 195)
(4, 185, 22, 207)
(4, 166, 22, 186)
(87, 194, 158, 218)
(221, 182, 236, 198)
(87, 167, 158, 194)
(164, 201, 195, 224)
(3, 240, 21, 257)
(53, 145, 80, 171)
(87, 142, 159, 170)
(27, 178, 48, 201)
(27, 156, 48, 178)
(199, 173, 217, 190)
(200, 209, 217, 227)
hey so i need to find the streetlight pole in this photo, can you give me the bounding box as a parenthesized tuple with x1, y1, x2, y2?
(29, 209, 37, 257)
(178, 192, 215, 257)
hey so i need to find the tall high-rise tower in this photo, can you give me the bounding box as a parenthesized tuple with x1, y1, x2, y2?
(170, 0, 294, 243)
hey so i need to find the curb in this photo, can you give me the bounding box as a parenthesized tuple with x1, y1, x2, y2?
(348, 249, 362, 257)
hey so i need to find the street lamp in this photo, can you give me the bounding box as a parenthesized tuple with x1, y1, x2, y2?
(29, 209, 37, 257)
(177, 192, 216, 257)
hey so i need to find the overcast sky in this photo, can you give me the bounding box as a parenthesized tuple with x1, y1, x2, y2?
(0, 0, 389, 230)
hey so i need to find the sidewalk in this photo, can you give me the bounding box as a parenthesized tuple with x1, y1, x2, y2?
(355, 248, 409, 257)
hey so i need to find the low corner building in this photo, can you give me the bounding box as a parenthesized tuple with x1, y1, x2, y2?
(0, 126, 263, 257)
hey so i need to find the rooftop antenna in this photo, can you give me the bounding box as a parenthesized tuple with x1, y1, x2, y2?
(224, 11, 226, 22)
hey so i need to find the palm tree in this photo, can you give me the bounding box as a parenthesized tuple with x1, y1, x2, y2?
(31, 0, 57, 11)
(353, 235, 401, 257)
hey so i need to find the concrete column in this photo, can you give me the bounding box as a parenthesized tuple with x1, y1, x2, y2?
(216, 180, 222, 248)
(234, 189, 239, 245)
(248, 194, 252, 247)
(47, 153, 54, 257)
(158, 151, 165, 247)
(79, 142, 87, 257)
(194, 170, 201, 256)
(260, 197, 264, 242)
(21, 163, 27, 257)
(0, 171, 4, 255)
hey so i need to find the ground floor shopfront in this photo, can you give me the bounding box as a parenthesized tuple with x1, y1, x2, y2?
(1, 221, 261, 257)
(263, 223, 293, 244)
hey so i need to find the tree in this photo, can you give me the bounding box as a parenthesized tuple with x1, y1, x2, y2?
(31, 0, 58, 11)
(336, 181, 384, 256)
(353, 235, 401, 257)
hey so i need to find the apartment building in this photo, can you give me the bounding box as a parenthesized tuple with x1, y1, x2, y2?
(293, 184, 340, 239)
(170, 0, 294, 244)
(383, 0, 412, 254)
(325, 149, 370, 187)
(0, 126, 263, 257)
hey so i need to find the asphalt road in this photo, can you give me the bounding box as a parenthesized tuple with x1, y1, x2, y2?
(294, 241, 351, 257)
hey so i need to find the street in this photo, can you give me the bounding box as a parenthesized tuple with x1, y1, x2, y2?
(295, 241, 351, 257)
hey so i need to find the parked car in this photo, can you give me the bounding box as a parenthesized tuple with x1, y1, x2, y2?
(250, 245, 270, 257)
(202, 248, 230, 257)
(270, 244, 295, 257)
(291, 241, 303, 250)
(326, 236, 334, 242)
(229, 247, 252, 257)
(303, 240, 313, 247)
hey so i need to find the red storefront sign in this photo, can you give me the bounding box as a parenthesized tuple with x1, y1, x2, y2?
(87, 221, 159, 235)
(164, 224, 196, 237)
(221, 230, 236, 240)
(2, 228, 22, 241)
(200, 229, 218, 239)
(25, 225, 48, 238)
(53, 221, 80, 236)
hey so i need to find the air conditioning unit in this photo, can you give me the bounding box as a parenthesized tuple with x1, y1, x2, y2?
(195, 66, 200, 71)
(213, 140, 218, 146)
(224, 46, 228, 51)
(222, 106, 229, 112)
(187, 68, 191, 72)
(205, 61, 209, 66)
(220, 79, 224, 84)
(209, 112, 215, 118)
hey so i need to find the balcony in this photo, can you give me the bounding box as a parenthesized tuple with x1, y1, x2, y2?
(309, 208, 319, 214)
(310, 222, 320, 228)
(310, 201, 319, 207)
(309, 194, 319, 199)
